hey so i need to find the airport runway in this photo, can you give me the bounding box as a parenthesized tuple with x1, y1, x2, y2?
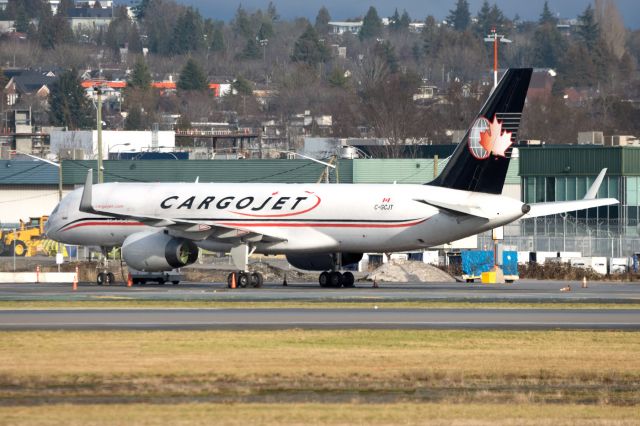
(1, 280, 639, 303)
(1, 307, 640, 330)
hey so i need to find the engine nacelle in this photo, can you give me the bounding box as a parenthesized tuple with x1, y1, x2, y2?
(122, 231, 199, 272)
(286, 253, 363, 271)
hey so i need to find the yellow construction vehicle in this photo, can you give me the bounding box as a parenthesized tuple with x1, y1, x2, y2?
(0, 216, 49, 257)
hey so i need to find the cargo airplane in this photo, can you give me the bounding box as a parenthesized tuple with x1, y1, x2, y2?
(45, 68, 618, 287)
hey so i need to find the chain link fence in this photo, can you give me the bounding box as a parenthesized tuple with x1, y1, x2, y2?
(477, 217, 640, 258)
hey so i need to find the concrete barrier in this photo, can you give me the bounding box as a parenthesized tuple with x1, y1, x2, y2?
(0, 272, 76, 283)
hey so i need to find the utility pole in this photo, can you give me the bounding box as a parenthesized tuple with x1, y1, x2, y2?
(95, 87, 104, 183)
(484, 28, 512, 89)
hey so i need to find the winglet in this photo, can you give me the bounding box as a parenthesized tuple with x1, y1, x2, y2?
(79, 169, 95, 213)
(584, 168, 607, 200)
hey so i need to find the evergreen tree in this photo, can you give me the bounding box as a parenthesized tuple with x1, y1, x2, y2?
(399, 10, 411, 31)
(232, 75, 253, 95)
(577, 4, 599, 50)
(315, 6, 330, 35)
(539, 0, 557, 25)
(240, 38, 261, 60)
(257, 20, 274, 40)
(359, 6, 383, 40)
(14, 3, 29, 33)
(124, 106, 144, 130)
(49, 69, 94, 130)
(171, 7, 205, 55)
(232, 5, 252, 38)
(375, 41, 399, 73)
(128, 58, 151, 89)
(37, 4, 73, 49)
(389, 8, 401, 31)
(177, 59, 208, 91)
(57, 0, 74, 17)
(133, 0, 150, 20)
(266, 1, 279, 21)
(446, 0, 471, 31)
(422, 15, 441, 57)
(291, 24, 328, 66)
(93, 0, 102, 8)
(210, 27, 225, 52)
(328, 67, 348, 88)
(128, 24, 143, 54)
(531, 22, 565, 68)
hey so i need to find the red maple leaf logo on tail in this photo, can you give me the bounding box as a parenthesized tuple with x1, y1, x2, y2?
(479, 116, 513, 157)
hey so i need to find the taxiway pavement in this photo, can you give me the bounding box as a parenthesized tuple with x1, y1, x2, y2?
(0, 280, 639, 303)
(1, 307, 639, 330)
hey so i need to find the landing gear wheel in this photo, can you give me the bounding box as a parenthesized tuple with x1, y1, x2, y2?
(342, 272, 355, 287)
(172, 281, 180, 285)
(319, 271, 330, 287)
(106, 272, 115, 285)
(250, 272, 264, 288)
(238, 272, 250, 288)
(96, 272, 105, 286)
(329, 271, 343, 288)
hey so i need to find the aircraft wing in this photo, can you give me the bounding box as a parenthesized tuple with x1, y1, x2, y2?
(523, 168, 619, 218)
(78, 170, 285, 244)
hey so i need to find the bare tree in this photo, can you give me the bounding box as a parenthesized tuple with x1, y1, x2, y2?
(595, 0, 626, 60)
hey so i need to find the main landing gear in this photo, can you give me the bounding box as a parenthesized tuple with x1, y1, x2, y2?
(97, 270, 115, 285)
(227, 271, 264, 288)
(318, 271, 355, 288)
(226, 243, 264, 289)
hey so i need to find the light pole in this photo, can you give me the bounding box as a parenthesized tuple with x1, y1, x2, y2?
(281, 151, 336, 184)
(484, 28, 512, 89)
(93, 87, 104, 183)
(108, 142, 131, 160)
(259, 38, 268, 63)
(15, 151, 63, 270)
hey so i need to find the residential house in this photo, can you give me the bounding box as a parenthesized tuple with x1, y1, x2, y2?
(4, 70, 58, 106)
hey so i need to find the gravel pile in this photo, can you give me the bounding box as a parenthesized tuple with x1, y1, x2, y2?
(366, 259, 455, 282)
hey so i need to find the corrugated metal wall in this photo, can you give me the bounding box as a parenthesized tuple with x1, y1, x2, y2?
(62, 160, 347, 184)
(352, 159, 442, 184)
(519, 146, 628, 176)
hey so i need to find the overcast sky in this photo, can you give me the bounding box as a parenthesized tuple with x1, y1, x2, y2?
(167, 0, 639, 29)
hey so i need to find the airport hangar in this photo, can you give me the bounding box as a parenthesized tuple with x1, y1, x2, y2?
(1, 144, 639, 258)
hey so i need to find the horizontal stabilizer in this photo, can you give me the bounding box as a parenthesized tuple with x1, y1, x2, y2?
(415, 199, 493, 219)
(524, 168, 617, 218)
(524, 198, 618, 218)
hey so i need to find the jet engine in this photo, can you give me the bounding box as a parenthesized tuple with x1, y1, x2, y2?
(286, 253, 363, 271)
(122, 231, 199, 272)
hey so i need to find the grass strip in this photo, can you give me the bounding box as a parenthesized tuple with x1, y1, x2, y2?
(1, 403, 639, 426)
(0, 330, 639, 406)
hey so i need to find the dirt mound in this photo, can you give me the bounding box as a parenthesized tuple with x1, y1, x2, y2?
(366, 259, 455, 283)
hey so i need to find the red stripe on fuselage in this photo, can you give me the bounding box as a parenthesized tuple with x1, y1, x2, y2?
(62, 221, 145, 231)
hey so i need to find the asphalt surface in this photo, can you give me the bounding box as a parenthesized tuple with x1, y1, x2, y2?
(1, 280, 640, 330)
(1, 307, 639, 330)
(0, 280, 639, 303)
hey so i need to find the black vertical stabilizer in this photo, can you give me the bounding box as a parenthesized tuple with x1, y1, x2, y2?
(427, 68, 532, 194)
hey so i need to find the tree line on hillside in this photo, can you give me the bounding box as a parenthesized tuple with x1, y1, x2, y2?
(0, 0, 639, 148)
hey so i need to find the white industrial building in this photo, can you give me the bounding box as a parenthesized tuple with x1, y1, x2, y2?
(49, 130, 176, 160)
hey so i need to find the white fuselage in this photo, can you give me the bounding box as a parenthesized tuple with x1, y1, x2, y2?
(45, 182, 526, 253)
